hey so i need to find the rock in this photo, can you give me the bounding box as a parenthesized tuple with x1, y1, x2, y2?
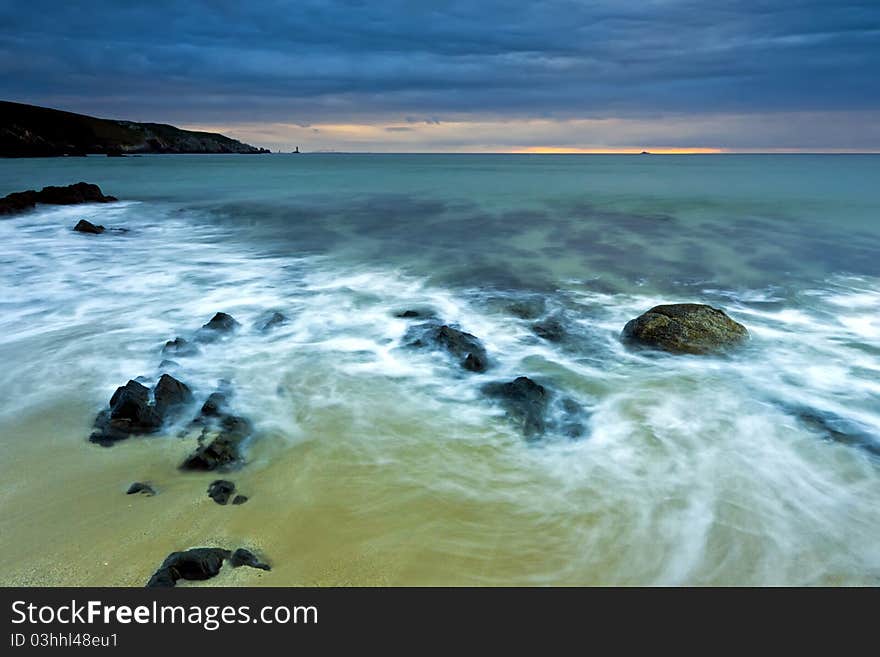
(89, 380, 161, 445)
(153, 373, 193, 420)
(202, 312, 239, 333)
(179, 415, 252, 471)
(532, 317, 566, 342)
(158, 359, 179, 370)
(89, 375, 193, 446)
(232, 495, 248, 505)
(162, 337, 198, 357)
(38, 182, 117, 205)
(0, 190, 38, 215)
(146, 547, 231, 588)
(126, 482, 156, 496)
(506, 298, 546, 320)
(73, 219, 105, 234)
(395, 308, 436, 319)
(621, 303, 748, 355)
(407, 323, 489, 372)
(207, 479, 236, 505)
(199, 392, 228, 418)
(482, 376, 549, 439)
(259, 312, 287, 332)
(229, 548, 270, 570)
(787, 405, 880, 458)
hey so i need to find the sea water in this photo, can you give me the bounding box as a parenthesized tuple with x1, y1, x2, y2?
(0, 153, 878, 585)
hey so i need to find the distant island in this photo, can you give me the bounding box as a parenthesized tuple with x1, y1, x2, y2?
(0, 101, 270, 157)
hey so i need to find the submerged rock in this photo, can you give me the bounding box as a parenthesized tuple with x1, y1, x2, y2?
(622, 303, 748, 355)
(407, 323, 489, 372)
(207, 479, 236, 505)
(532, 316, 566, 342)
(787, 405, 880, 458)
(259, 311, 288, 332)
(483, 377, 549, 439)
(232, 495, 249, 505)
(89, 375, 193, 446)
(126, 482, 156, 496)
(505, 298, 546, 320)
(162, 337, 198, 357)
(395, 308, 436, 319)
(199, 392, 228, 418)
(0, 182, 117, 216)
(73, 219, 105, 234)
(180, 414, 253, 471)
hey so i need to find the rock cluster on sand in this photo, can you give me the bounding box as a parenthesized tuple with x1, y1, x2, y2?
(207, 479, 246, 505)
(0, 182, 117, 215)
(126, 482, 156, 496)
(179, 383, 254, 471)
(145, 547, 270, 587)
(89, 374, 193, 446)
(621, 303, 748, 355)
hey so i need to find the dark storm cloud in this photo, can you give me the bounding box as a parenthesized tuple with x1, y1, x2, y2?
(0, 0, 877, 127)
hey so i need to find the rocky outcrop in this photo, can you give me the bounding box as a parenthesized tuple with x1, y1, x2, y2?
(258, 311, 288, 332)
(622, 303, 748, 355)
(532, 317, 566, 342)
(89, 375, 193, 446)
(1, 101, 270, 157)
(0, 182, 117, 215)
(195, 312, 240, 342)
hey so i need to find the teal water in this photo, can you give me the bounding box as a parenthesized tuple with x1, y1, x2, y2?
(0, 154, 878, 585)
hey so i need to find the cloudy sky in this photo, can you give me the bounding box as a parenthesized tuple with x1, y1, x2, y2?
(1, 0, 878, 152)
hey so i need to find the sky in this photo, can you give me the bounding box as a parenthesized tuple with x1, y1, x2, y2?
(1, 0, 878, 152)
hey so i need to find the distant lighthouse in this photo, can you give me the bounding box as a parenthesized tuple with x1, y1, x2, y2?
(294, 146, 300, 154)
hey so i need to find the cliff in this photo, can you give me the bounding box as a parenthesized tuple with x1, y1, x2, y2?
(0, 101, 270, 157)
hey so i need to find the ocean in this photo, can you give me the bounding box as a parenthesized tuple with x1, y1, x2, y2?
(1, 153, 878, 585)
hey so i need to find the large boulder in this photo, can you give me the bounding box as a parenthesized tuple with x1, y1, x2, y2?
(38, 182, 117, 205)
(153, 373, 193, 418)
(482, 377, 549, 439)
(621, 303, 748, 355)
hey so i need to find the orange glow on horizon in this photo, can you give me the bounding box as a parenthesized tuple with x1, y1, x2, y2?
(513, 146, 724, 154)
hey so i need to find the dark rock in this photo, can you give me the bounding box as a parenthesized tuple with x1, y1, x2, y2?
(259, 312, 287, 332)
(482, 377, 549, 439)
(232, 495, 248, 505)
(787, 405, 880, 458)
(0, 189, 38, 215)
(38, 182, 117, 205)
(89, 375, 193, 446)
(532, 317, 566, 342)
(395, 309, 436, 319)
(200, 392, 228, 418)
(506, 298, 546, 320)
(558, 397, 588, 439)
(153, 373, 193, 420)
(126, 482, 156, 496)
(621, 303, 748, 355)
(146, 548, 231, 588)
(73, 219, 105, 234)
(407, 323, 489, 372)
(229, 548, 270, 570)
(179, 417, 251, 471)
(162, 337, 198, 357)
(207, 480, 236, 505)
(89, 380, 161, 445)
(202, 312, 239, 333)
